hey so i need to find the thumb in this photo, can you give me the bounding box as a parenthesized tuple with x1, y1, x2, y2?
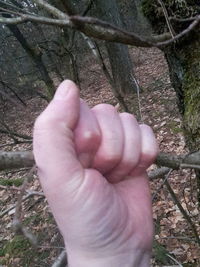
(33, 80, 83, 194)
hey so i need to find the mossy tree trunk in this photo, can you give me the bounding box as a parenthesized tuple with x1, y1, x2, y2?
(164, 30, 200, 200)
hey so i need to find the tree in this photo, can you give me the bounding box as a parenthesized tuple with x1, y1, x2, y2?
(140, 0, 200, 199)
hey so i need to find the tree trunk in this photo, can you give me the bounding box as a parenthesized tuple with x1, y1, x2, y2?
(164, 30, 200, 201)
(94, 0, 137, 95)
(117, 0, 152, 35)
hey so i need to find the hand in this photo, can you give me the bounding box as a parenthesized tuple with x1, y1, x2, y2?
(33, 80, 158, 267)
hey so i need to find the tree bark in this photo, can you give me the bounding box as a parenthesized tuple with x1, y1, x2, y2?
(164, 30, 200, 202)
(164, 30, 200, 152)
(94, 0, 137, 95)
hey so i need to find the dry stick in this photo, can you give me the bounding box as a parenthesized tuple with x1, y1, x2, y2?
(164, 179, 200, 245)
(51, 250, 67, 267)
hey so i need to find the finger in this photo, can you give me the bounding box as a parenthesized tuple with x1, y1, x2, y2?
(131, 124, 158, 176)
(74, 99, 101, 168)
(91, 104, 124, 174)
(106, 113, 141, 183)
(33, 80, 83, 194)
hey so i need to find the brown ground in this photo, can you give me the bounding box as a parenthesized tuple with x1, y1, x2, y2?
(0, 47, 199, 266)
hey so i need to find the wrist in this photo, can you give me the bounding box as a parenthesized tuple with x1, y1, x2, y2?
(67, 248, 151, 267)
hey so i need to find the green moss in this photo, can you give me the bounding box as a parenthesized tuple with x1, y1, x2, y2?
(0, 178, 23, 187)
(1, 235, 30, 258)
(182, 39, 200, 150)
(0, 235, 50, 266)
(168, 121, 183, 134)
(24, 214, 41, 225)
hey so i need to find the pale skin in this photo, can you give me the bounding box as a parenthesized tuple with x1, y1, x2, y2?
(33, 80, 158, 267)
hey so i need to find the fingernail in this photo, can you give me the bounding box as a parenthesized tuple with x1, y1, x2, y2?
(54, 81, 70, 100)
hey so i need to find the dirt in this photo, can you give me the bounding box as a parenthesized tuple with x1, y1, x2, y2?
(0, 47, 199, 266)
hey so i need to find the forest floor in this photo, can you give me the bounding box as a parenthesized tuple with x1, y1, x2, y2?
(0, 47, 199, 266)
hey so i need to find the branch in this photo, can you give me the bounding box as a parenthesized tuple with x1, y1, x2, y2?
(1, 150, 200, 172)
(156, 15, 200, 47)
(0, 151, 34, 171)
(33, 0, 68, 20)
(0, 1, 199, 48)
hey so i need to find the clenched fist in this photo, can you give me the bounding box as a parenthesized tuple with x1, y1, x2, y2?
(33, 80, 158, 267)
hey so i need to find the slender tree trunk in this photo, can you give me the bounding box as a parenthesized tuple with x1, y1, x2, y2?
(7, 24, 55, 99)
(95, 0, 137, 95)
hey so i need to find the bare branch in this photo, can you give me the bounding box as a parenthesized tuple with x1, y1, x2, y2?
(70, 15, 153, 47)
(0, 1, 199, 48)
(156, 15, 200, 47)
(170, 16, 199, 23)
(157, 0, 175, 38)
(33, 0, 68, 20)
